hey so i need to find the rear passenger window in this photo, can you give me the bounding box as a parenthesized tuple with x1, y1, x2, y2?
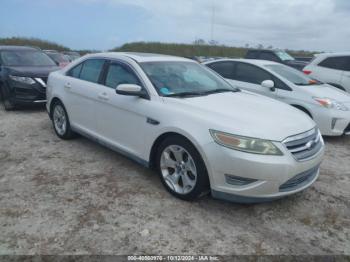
(79, 59, 105, 83)
(318, 56, 350, 71)
(208, 62, 235, 79)
(105, 63, 140, 88)
(235, 63, 272, 85)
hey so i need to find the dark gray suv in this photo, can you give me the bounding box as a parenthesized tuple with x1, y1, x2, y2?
(0, 46, 59, 110)
(245, 49, 308, 71)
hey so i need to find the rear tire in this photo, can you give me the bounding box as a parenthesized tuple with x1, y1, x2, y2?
(51, 101, 76, 140)
(155, 135, 210, 201)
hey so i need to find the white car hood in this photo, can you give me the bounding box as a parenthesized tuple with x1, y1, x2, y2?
(164, 91, 315, 141)
(299, 84, 350, 103)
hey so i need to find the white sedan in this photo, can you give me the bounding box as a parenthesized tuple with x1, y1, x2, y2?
(205, 59, 350, 136)
(46, 52, 324, 203)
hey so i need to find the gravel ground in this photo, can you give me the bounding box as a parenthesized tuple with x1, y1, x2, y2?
(0, 104, 349, 255)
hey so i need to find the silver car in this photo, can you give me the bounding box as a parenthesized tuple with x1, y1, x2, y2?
(205, 59, 350, 136)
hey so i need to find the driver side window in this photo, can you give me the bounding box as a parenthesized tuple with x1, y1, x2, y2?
(104, 63, 141, 88)
(235, 63, 272, 85)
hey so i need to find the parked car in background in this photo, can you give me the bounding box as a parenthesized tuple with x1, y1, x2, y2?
(47, 52, 324, 203)
(294, 57, 314, 63)
(44, 50, 70, 68)
(205, 59, 350, 136)
(62, 51, 80, 62)
(245, 49, 308, 71)
(303, 53, 350, 93)
(0, 46, 59, 110)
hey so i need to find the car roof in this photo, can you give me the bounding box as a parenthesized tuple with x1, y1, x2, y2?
(314, 52, 350, 58)
(63, 51, 79, 54)
(0, 45, 40, 51)
(44, 50, 60, 53)
(85, 52, 193, 63)
(247, 49, 277, 52)
(204, 58, 279, 66)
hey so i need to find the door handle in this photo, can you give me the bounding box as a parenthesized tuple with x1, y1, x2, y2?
(98, 92, 109, 101)
(64, 83, 71, 90)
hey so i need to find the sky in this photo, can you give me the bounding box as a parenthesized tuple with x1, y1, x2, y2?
(0, 0, 349, 52)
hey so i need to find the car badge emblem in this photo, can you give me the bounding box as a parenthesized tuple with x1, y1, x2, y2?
(306, 140, 315, 150)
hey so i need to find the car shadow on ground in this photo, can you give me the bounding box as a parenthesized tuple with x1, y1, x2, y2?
(323, 135, 350, 145)
(0, 101, 46, 114)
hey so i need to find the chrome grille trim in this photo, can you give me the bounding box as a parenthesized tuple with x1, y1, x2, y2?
(283, 128, 323, 161)
(283, 128, 316, 144)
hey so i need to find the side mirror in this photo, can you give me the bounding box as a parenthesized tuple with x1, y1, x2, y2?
(116, 84, 148, 99)
(261, 80, 276, 92)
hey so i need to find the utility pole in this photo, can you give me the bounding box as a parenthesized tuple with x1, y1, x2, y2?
(210, 3, 216, 42)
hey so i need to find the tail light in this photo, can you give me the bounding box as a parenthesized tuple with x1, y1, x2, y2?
(303, 70, 312, 75)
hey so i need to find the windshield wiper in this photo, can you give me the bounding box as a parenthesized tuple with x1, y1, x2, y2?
(202, 88, 239, 95)
(164, 91, 207, 98)
(295, 83, 312, 86)
(164, 89, 239, 98)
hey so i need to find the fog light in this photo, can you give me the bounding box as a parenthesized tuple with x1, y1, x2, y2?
(225, 174, 258, 186)
(331, 118, 338, 130)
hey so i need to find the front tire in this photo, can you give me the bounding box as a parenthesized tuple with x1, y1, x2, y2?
(51, 101, 76, 139)
(155, 136, 210, 201)
(3, 98, 15, 111)
(0, 89, 15, 111)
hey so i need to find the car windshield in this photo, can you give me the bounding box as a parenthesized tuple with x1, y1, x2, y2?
(275, 51, 295, 61)
(140, 61, 238, 97)
(46, 53, 70, 63)
(1, 50, 56, 66)
(266, 64, 320, 86)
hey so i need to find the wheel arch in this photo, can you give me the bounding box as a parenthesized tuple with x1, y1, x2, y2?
(327, 83, 346, 91)
(149, 132, 190, 169)
(291, 104, 313, 119)
(49, 97, 63, 119)
(148, 131, 209, 175)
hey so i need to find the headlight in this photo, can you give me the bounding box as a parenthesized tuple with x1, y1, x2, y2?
(9, 75, 36, 85)
(210, 130, 283, 155)
(313, 97, 349, 111)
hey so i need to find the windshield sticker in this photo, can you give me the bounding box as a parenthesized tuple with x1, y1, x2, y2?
(160, 87, 173, 95)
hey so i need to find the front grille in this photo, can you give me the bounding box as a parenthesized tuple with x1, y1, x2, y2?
(283, 128, 322, 161)
(35, 84, 46, 93)
(279, 165, 319, 192)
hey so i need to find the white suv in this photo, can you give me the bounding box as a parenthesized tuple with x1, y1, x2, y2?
(303, 53, 350, 92)
(46, 52, 324, 203)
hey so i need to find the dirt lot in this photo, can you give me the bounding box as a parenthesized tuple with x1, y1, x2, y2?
(0, 104, 349, 255)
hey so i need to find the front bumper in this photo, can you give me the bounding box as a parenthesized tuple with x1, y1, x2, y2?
(203, 134, 324, 203)
(7, 78, 47, 105)
(312, 107, 350, 136)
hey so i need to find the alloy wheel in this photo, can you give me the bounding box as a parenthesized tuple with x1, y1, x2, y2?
(160, 145, 197, 195)
(53, 104, 67, 136)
